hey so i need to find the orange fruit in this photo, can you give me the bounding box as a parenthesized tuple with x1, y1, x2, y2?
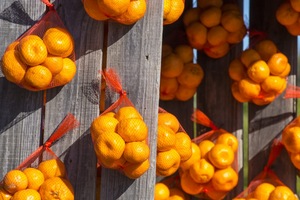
(276, 2, 299, 26)
(227, 25, 247, 44)
(221, 10, 244, 32)
(18, 35, 47, 66)
(253, 182, 275, 200)
(169, 187, 187, 200)
(199, 6, 222, 28)
(208, 143, 234, 169)
(162, 44, 173, 58)
(252, 92, 276, 106)
(157, 124, 176, 151)
(231, 81, 251, 103)
(42, 55, 64, 75)
(156, 149, 181, 176)
(90, 114, 119, 141)
(52, 58, 77, 86)
(174, 132, 192, 161)
(94, 131, 125, 160)
(160, 77, 178, 101)
(198, 140, 215, 159)
(228, 58, 247, 81)
(115, 106, 143, 121)
(183, 7, 201, 27)
(189, 158, 215, 183)
(37, 159, 66, 180)
(205, 183, 228, 200)
(204, 42, 230, 59)
(5, 41, 19, 51)
(158, 112, 180, 133)
(11, 189, 41, 200)
(123, 141, 150, 163)
(43, 27, 73, 57)
(3, 169, 28, 194)
(97, 0, 130, 17)
(290, 152, 300, 169)
(154, 183, 170, 200)
(1, 50, 27, 84)
(177, 63, 204, 88)
(117, 118, 148, 142)
(163, 0, 185, 25)
(161, 53, 184, 78)
(23, 167, 45, 190)
(216, 132, 238, 152)
(180, 170, 205, 195)
(261, 75, 286, 94)
(278, 62, 291, 78)
(98, 154, 126, 170)
(211, 167, 238, 191)
(174, 45, 193, 64)
(23, 65, 52, 89)
(240, 49, 261, 68)
(198, 0, 223, 8)
(175, 85, 197, 101)
(123, 159, 150, 179)
(269, 185, 296, 200)
(254, 39, 278, 62)
(286, 19, 300, 36)
(186, 22, 208, 49)
(282, 126, 300, 153)
(0, 186, 12, 199)
(180, 142, 201, 171)
(113, 0, 147, 25)
(238, 78, 261, 98)
(206, 25, 229, 46)
(39, 177, 74, 199)
(247, 60, 270, 83)
(290, 0, 300, 12)
(267, 52, 288, 76)
(83, 0, 109, 20)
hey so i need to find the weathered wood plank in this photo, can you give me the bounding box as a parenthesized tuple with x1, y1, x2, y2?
(100, 0, 163, 199)
(0, 0, 45, 177)
(248, 0, 297, 190)
(42, 0, 104, 199)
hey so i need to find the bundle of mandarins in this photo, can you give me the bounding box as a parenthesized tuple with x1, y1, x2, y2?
(229, 39, 290, 106)
(276, 0, 300, 36)
(156, 109, 193, 177)
(0, 159, 74, 200)
(183, 0, 247, 58)
(83, 0, 147, 25)
(160, 44, 204, 101)
(1, 10, 76, 91)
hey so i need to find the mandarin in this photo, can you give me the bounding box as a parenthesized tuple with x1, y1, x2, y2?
(206, 25, 229, 46)
(231, 81, 251, 103)
(269, 186, 297, 200)
(169, 187, 187, 200)
(276, 2, 299, 26)
(252, 92, 276, 106)
(254, 39, 278, 62)
(189, 158, 215, 184)
(0, 186, 12, 199)
(11, 189, 41, 200)
(247, 60, 270, 83)
(37, 159, 66, 180)
(177, 63, 204, 89)
(282, 126, 300, 153)
(208, 143, 234, 169)
(123, 141, 150, 163)
(203, 42, 230, 59)
(174, 45, 193, 64)
(154, 183, 170, 200)
(290, 0, 300, 12)
(161, 53, 184, 78)
(160, 77, 178, 101)
(163, 0, 185, 25)
(199, 6, 222, 28)
(290, 152, 300, 169)
(174, 132, 192, 161)
(238, 78, 261, 98)
(90, 114, 119, 141)
(227, 25, 247, 44)
(97, 0, 130, 17)
(228, 58, 247, 81)
(23, 167, 45, 190)
(180, 170, 205, 195)
(123, 159, 150, 179)
(117, 118, 148, 142)
(211, 167, 238, 192)
(3, 170, 28, 194)
(83, 0, 109, 21)
(253, 182, 275, 200)
(115, 106, 143, 121)
(183, 7, 201, 27)
(286, 20, 300, 36)
(267, 52, 288, 76)
(180, 142, 201, 171)
(156, 149, 181, 176)
(24, 65, 53, 89)
(216, 132, 238, 153)
(221, 10, 244, 32)
(42, 55, 63, 75)
(240, 49, 261, 68)
(39, 177, 74, 200)
(52, 58, 76, 86)
(186, 22, 207, 49)
(158, 112, 180, 133)
(175, 85, 197, 101)
(198, 140, 215, 159)
(261, 75, 286, 94)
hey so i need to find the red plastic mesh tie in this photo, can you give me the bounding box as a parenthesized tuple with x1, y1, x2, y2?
(41, 0, 54, 9)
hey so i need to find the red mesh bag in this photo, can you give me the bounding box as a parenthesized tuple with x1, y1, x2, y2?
(1, 0, 76, 91)
(176, 109, 239, 200)
(0, 113, 79, 199)
(233, 139, 298, 200)
(156, 107, 193, 177)
(90, 69, 150, 179)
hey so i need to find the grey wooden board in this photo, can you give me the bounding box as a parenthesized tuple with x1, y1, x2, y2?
(100, 0, 163, 199)
(248, 0, 297, 190)
(0, 0, 45, 177)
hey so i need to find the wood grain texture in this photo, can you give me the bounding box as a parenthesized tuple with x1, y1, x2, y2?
(100, 0, 163, 199)
(248, 0, 297, 190)
(0, 0, 45, 177)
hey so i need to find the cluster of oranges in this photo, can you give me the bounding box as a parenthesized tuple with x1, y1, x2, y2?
(0, 159, 74, 200)
(276, 0, 300, 36)
(163, 0, 185, 25)
(160, 44, 204, 101)
(90, 106, 150, 179)
(178, 132, 238, 199)
(234, 182, 297, 200)
(1, 27, 76, 91)
(229, 39, 290, 106)
(83, 0, 147, 25)
(154, 182, 189, 200)
(282, 116, 300, 171)
(156, 112, 192, 177)
(183, 0, 246, 59)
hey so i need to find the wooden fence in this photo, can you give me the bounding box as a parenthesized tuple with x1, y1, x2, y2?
(0, 0, 299, 199)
